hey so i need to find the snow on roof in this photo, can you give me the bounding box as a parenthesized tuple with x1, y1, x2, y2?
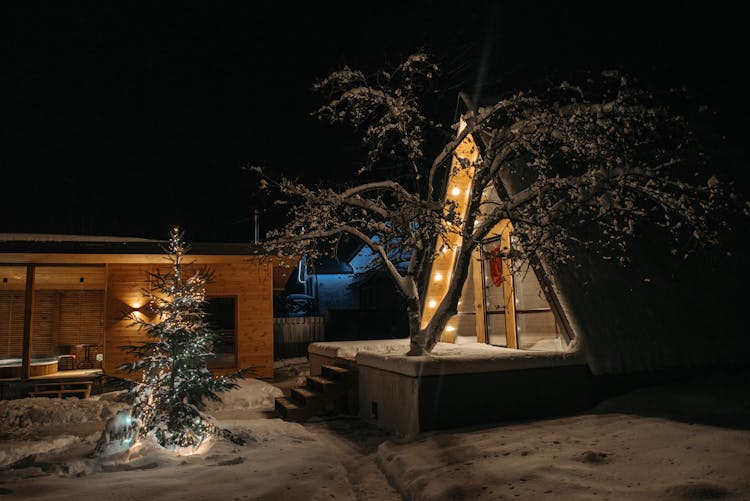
(0, 233, 163, 243)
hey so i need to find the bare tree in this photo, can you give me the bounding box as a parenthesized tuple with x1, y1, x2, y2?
(253, 53, 747, 355)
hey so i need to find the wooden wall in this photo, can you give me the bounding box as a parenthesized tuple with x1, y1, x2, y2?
(104, 258, 274, 379)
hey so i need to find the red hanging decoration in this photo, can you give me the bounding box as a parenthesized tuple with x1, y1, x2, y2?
(489, 246, 503, 287)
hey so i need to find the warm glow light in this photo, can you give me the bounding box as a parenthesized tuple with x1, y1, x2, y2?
(434, 272, 443, 282)
(446, 325, 456, 332)
(172, 436, 216, 456)
(428, 300, 437, 308)
(451, 186, 461, 197)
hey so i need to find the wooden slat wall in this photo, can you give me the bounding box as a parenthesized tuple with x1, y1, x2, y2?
(34, 266, 106, 290)
(273, 316, 325, 360)
(0, 291, 25, 358)
(31, 293, 56, 355)
(58, 290, 105, 345)
(104, 260, 274, 379)
(104, 263, 156, 377)
(1, 290, 105, 359)
(207, 262, 273, 378)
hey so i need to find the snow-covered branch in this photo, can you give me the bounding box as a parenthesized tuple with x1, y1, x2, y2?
(254, 53, 748, 355)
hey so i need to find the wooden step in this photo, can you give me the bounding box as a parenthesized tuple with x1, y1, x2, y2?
(275, 367, 359, 422)
(306, 375, 336, 394)
(290, 386, 322, 406)
(274, 397, 310, 421)
(321, 364, 354, 381)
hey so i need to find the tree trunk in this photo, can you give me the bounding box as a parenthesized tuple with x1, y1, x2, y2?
(407, 236, 478, 355)
(405, 296, 427, 355)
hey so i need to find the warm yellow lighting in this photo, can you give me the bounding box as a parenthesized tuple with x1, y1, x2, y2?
(445, 325, 456, 332)
(434, 272, 443, 282)
(172, 436, 216, 456)
(451, 186, 461, 197)
(428, 299, 437, 308)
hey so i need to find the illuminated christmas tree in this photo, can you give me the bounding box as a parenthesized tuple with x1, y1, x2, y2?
(115, 227, 244, 450)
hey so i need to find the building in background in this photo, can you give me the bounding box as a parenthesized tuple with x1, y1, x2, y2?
(0, 234, 295, 381)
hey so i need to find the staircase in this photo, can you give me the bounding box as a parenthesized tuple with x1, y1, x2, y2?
(274, 363, 357, 421)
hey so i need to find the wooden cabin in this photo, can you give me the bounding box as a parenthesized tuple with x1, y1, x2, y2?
(0, 234, 295, 382)
(420, 120, 750, 375)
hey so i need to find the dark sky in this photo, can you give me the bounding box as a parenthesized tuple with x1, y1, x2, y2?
(4, 2, 748, 242)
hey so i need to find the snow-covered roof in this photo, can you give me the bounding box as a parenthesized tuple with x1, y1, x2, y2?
(0, 233, 265, 256)
(0, 233, 162, 243)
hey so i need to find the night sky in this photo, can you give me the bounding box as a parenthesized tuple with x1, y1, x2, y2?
(4, 2, 748, 242)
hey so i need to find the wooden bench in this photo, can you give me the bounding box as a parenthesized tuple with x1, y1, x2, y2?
(29, 381, 92, 399)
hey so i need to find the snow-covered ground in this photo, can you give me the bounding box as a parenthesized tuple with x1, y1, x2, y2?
(1, 367, 749, 500)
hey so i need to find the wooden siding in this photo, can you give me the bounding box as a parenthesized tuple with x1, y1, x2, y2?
(0, 291, 25, 358)
(104, 259, 274, 379)
(273, 316, 325, 360)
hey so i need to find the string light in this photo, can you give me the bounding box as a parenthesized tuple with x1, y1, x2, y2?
(105, 226, 242, 453)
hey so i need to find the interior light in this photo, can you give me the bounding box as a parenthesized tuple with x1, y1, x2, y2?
(451, 187, 461, 197)
(434, 272, 443, 282)
(446, 326, 456, 332)
(428, 300, 437, 308)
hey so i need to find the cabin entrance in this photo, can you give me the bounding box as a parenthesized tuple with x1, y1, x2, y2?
(480, 237, 564, 351)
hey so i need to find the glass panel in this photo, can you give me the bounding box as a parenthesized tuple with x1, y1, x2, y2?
(486, 313, 507, 347)
(480, 239, 511, 345)
(482, 241, 505, 312)
(517, 311, 561, 350)
(0, 266, 27, 359)
(514, 261, 550, 310)
(206, 296, 237, 368)
(512, 261, 564, 352)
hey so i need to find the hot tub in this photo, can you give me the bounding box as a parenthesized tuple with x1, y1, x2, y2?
(0, 355, 59, 379)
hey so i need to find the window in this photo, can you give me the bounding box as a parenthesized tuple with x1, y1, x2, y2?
(205, 296, 237, 369)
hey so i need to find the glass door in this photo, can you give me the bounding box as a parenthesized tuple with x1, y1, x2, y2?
(480, 238, 564, 351)
(481, 238, 514, 347)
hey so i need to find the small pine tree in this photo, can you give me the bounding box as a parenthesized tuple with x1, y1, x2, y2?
(117, 227, 244, 450)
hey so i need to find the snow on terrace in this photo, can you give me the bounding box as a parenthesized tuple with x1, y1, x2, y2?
(310, 339, 585, 376)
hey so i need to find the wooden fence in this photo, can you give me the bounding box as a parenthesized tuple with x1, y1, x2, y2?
(273, 316, 325, 360)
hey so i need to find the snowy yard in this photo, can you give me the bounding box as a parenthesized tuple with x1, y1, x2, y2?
(1, 368, 749, 500)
